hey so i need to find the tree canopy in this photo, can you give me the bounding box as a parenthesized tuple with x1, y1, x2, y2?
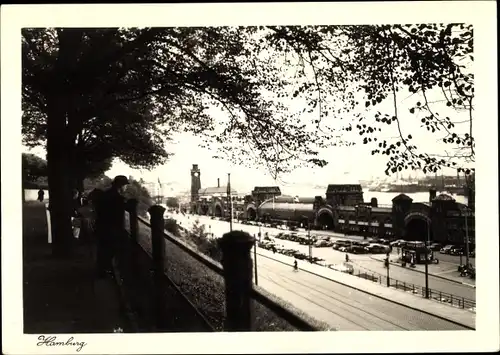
(22, 153, 47, 184)
(23, 24, 474, 182)
(22, 24, 475, 257)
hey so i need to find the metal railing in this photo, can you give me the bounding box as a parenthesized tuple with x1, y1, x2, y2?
(350, 266, 476, 311)
(120, 200, 320, 332)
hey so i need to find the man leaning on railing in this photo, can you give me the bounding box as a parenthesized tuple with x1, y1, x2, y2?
(95, 175, 130, 278)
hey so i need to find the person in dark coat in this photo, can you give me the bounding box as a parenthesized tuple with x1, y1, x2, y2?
(95, 175, 129, 277)
(37, 189, 45, 202)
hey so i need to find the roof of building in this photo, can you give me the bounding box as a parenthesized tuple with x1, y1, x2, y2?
(434, 193, 456, 201)
(326, 184, 363, 194)
(259, 201, 314, 213)
(277, 196, 316, 204)
(198, 186, 238, 195)
(337, 206, 356, 211)
(392, 193, 413, 201)
(252, 186, 281, 194)
(371, 207, 392, 213)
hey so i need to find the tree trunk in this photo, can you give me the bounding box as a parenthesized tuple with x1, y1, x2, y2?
(45, 28, 84, 258)
(46, 101, 74, 258)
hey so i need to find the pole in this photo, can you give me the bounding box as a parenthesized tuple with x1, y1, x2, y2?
(227, 173, 233, 232)
(386, 253, 390, 287)
(424, 219, 430, 298)
(253, 235, 258, 286)
(464, 208, 470, 268)
(308, 224, 312, 263)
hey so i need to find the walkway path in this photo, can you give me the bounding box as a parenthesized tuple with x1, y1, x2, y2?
(23, 202, 129, 334)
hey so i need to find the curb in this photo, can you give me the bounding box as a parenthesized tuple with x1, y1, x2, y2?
(256, 251, 475, 330)
(369, 256, 476, 288)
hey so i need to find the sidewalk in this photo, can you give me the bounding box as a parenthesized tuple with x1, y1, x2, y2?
(370, 254, 476, 287)
(23, 202, 130, 333)
(255, 246, 475, 330)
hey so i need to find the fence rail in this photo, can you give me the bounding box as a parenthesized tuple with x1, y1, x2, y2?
(353, 268, 476, 310)
(120, 200, 320, 332)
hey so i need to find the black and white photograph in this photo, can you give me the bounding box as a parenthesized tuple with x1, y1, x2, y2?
(1, 2, 498, 354)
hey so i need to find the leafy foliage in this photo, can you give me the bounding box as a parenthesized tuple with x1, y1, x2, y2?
(259, 24, 474, 176)
(164, 218, 180, 236)
(166, 197, 180, 208)
(22, 153, 47, 183)
(23, 24, 475, 185)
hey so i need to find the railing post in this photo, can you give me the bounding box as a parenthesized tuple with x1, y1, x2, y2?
(148, 204, 167, 331)
(219, 230, 254, 332)
(126, 198, 139, 243)
(461, 297, 464, 309)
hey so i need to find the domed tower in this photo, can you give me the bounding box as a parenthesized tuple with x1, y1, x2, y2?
(191, 164, 201, 203)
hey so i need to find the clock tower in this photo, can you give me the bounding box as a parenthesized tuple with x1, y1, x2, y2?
(191, 164, 201, 202)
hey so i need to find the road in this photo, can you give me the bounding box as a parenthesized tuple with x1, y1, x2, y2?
(254, 255, 468, 330)
(158, 212, 473, 330)
(165, 212, 476, 302)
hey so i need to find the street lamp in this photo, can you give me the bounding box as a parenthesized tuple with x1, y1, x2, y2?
(464, 207, 471, 268)
(227, 173, 233, 232)
(424, 218, 430, 299)
(253, 234, 259, 286)
(308, 223, 313, 263)
(385, 253, 390, 287)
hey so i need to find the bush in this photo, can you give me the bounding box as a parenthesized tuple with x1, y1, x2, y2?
(164, 218, 180, 237)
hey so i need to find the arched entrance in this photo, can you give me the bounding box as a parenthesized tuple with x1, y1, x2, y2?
(200, 205, 209, 216)
(247, 207, 257, 221)
(405, 214, 432, 241)
(317, 210, 335, 231)
(214, 204, 223, 217)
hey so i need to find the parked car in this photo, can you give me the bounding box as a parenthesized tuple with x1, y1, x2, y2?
(450, 246, 465, 256)
(314, 239, 329, 248)
(328, 263, 354, 274)
(440, 244, 455, 254)
(349, 245, 368, 254)
(429, 243, 442, 251)
(333, 240, 351, 250)
(365, 243, 390, 254)
(390, 239, 407, 247)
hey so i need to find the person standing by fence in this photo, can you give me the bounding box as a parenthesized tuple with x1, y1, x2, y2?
(37, 189, 45, 202)
(95, 175, 129, 278)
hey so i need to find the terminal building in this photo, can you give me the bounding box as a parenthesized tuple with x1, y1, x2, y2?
(189, 164, 475, 246)
(189, 164, 245, 218)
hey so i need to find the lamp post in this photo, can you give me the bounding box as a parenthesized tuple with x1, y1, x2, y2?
(424, 219, 430, 299)
(464, 207, 470, 268)
(308, 223, 313, 263)
(254, 234, 259, 286)
(227, 173, 233, 232)
(386, 253, 390, 287)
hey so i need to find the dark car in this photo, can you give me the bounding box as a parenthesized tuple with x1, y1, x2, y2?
(429, 243, 442, 251)
(440, 244, 455, 254)
(450, 246, 465, 256)
(332, 240, 351, 250)
(349, 245, 368, 254)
